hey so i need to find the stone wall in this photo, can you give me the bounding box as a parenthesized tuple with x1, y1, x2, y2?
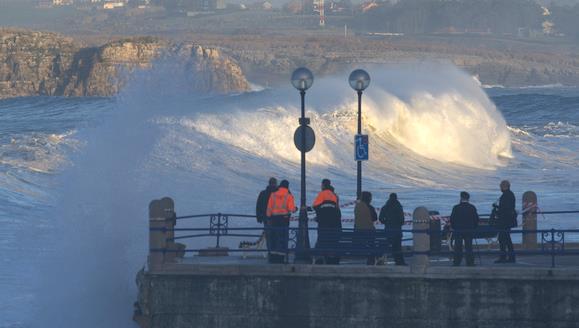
(134, 265, 579, 328)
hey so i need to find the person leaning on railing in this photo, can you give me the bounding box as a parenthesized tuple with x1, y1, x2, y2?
(266, 180, 297, 264)
(355, 191, 378, 265)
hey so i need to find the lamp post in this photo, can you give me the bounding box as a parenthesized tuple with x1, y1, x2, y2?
(291, 67, 314, 263)
(348, 69, 371, 199)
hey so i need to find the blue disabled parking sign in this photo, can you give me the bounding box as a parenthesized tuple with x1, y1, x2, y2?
(355, 134, 369, 161)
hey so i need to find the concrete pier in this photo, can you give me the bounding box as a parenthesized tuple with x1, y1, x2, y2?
(135, 195, 579, 328)
(134, 264, 579, 328)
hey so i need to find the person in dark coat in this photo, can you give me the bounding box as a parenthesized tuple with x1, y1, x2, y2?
(495, 180, 517, 263)
(256, 177, 277, 223)
(450, 192, 480, 266)
(379, 193, 406, 265)
(313, 179, 342, 264)
(256, 177, 277, 257)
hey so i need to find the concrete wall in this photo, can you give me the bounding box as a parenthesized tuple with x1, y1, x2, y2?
(134, 265, 579, 328)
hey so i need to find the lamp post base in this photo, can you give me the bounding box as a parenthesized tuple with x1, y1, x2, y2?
(294, 207, 311, 264)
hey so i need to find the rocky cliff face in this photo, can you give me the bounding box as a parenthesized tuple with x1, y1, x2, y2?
(0, 30, 250, 99)
(196, 35, 579, 88)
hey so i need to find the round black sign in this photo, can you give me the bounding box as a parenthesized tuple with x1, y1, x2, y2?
(294, 126, 316, 153)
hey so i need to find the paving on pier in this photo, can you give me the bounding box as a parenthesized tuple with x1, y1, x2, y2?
(168, 253, 579, 269)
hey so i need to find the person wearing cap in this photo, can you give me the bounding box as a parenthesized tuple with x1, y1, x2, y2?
(450, 191, 480, 266)
(266, 180, 297, 263)
(313, 179, 342, 264)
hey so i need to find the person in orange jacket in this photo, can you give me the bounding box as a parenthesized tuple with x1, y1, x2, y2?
(266, 179, 297, 263)
(313, 179, 342, 264)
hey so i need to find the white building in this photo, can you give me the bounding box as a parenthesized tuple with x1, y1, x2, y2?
(52, 0, 74, 5)
(103, 1, 124, 9)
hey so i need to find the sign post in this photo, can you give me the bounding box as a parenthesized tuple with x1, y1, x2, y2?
(348, 69, 371, 199)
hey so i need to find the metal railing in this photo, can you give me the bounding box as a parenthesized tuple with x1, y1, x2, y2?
(150, 211, 579, 268)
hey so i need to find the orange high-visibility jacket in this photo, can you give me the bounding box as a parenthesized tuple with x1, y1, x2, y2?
(266, 187, 297, 217)
(313, 189, 338, 208)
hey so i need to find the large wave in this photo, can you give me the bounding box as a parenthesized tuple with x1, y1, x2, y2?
(169, 64, 512, 173)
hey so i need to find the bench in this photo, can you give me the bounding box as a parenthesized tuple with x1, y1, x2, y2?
(311, 229, 392, 263)
(441, 219, 499, 251)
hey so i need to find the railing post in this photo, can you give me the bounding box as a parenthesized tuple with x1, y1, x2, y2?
(148, 197, 174, 271)
(523, 191, 538, 250)
(551, 228, 556, 268)
(412, 207, 430, 273)
(216, 213, 221, 248)
(199, 213, 229, 257)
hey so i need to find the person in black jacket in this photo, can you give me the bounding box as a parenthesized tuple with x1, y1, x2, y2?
(379, 193, 406, 265)
(450, 192, 479, 266)
(256, 177, 277, 255)
(256, 177, 277, 223)
(495, 180, 517, 263)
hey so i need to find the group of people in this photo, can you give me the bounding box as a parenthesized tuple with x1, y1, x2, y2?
(255, 177, 407, 265)
(255, 177, 518, 266)
(449, 180, 518, 266)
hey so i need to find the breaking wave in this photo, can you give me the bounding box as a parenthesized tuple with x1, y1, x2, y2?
(172, 65, 512, 170)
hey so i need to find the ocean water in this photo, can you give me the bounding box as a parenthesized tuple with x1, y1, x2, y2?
(0, 65, 578, 327)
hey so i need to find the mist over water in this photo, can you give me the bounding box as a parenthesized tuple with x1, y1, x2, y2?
(0, 63, 578, 327)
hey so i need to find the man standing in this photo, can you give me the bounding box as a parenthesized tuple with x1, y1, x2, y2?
(313, 179, 342, 264)
(256, 177, 277, 224)
(266, 180, 297, 264)
(256, 177, 277, 254)
(379, 193, 406, 266)
(450, 192, 479, 267)
(495, 180, 517, 263)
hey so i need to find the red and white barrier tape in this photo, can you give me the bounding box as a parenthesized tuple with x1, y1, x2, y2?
(289, 201, 538, 225)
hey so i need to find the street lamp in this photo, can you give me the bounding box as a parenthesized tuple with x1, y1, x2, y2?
(348, 69, 371, 199)
(291, 67, 314, 263)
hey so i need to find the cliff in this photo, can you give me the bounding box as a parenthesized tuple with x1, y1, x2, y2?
(195, 34, 579, 88)
(0, 30, 250, 99)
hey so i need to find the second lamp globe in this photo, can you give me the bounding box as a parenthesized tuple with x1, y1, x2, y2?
(291, 67, 314, 91)
(349, 69, 371, 91)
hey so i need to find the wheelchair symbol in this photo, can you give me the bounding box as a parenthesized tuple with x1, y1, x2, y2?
(355, 135, 368, 161)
